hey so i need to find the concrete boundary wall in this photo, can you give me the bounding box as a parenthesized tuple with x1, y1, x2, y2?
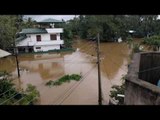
(125, 52, 160, 105)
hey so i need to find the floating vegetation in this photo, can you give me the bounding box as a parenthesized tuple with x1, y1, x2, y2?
(46, 74, 81, 87)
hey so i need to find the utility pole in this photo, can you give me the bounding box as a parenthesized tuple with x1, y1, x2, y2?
(96, 33, 102, 105)
(15, 16, 21, 78)
(15, 47, 20, 78)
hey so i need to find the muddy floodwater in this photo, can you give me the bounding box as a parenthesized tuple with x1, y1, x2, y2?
(0, 39, 130, 105)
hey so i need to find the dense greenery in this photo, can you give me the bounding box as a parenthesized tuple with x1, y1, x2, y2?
(19, 84, 40, 105)
(0, 71, 39, 105)
(1, 15, 160, 50)
(62, 28, 73, 48)
(46, 74, 81, 87)
(109, 75, 126, 105)
(143, 35, 160, 51)
(65, 15, 160, 41)
(0, 15, 37, 50)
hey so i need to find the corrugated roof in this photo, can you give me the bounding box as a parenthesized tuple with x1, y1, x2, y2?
(38, 18, 62, 23)
(0, 49, 11, 58)
(16, 35, 27, 42)
(19, 28, 47, 34)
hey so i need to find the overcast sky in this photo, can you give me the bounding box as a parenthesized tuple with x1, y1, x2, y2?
(25, 15, 160, 21)
(25, 15, 76, 21)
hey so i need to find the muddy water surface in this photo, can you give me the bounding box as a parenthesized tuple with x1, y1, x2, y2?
(0, 39, 130, 105)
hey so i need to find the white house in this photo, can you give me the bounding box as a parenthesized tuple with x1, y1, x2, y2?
(16, 18, 64, 53)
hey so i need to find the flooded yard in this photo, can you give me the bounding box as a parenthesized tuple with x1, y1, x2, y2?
(0, 39, 130, 105)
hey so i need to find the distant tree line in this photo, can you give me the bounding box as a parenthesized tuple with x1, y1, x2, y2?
(1, 15, 160, 50)
(0, 15, 37, 50)
(64, 15, 160, 41)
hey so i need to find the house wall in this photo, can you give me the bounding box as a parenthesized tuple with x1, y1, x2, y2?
(16, 32, 63, 52)
(125, 79, 160, 105)
(17, 37, 30, 46)
(29, 33, 61, 42)
(46, 28, 63, 33)
(34, 45, 60, 52)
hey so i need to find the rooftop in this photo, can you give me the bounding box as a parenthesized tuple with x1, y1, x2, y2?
(37, 18, 62, 23)
(19, 28, 47, 34)
(16, 35, 27, 42)
(0, 49, 11, 58)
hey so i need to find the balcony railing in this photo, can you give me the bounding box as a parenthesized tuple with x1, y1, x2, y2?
(34, 40, 64, 46)
(46, 28, 63, 33)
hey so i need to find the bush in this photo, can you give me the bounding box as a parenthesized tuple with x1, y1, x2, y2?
(46, 74, 81, 87)
(109, 75, 126, 105)
(0, 71, 40, 105)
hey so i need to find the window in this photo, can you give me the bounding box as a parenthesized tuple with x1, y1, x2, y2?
(60, 33, 63, 40)
(36, 35, 41, 41)
(50, 34, 57, 40)
(36, 47, 41, 49)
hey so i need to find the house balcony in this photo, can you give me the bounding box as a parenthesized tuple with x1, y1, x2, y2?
(35, 40, 64, 46)
(46, 28, 63, 33)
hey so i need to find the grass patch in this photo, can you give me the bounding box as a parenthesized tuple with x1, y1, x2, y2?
(46, 74, 81, 87)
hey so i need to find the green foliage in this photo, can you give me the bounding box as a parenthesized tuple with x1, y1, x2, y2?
(63, 28, 73, 48)
(110, 83, 125, 105)
(69, 74, 81, 81)
(0, 72, 15, 96)
(46, 74, 81, 87)
(64, 15, 160, 41)
(126, 37, 133, 49)
(0, 71, 10, 77)
(126, 36, 142, 59)
(132, 43, 141, 53)
(19, 84, 40, 105)
(143, 35, 160, 51)
(0, 71, 40, 105)
(109, 75, 126, 105)
(0, 15, 19, 49)
(0, 15, 36, 50)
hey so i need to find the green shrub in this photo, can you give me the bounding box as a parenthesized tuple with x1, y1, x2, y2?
(46, 74, 82, 87)
(0, 71, 40, 105)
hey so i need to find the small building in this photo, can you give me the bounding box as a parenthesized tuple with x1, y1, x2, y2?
(0, 49, 11, 58)
(15, 18, 64, 53)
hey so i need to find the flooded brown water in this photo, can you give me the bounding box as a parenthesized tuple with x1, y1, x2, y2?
(0, 39, 130, 105)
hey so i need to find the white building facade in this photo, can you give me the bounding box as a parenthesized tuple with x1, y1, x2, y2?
(16, 19, 64, 53)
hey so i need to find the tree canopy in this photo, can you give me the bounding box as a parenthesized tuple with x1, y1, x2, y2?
(1, 15, 160, 50)
(64, 15, 160, 41)
(0, 15, 36, 50)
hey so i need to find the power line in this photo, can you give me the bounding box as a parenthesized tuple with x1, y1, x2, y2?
(138, 65, 160, 74)
(13, 95, 26, 105)
(58, 65, 97, 105)
(67, 40, 96, 61)
(0, 40, 97, 105)
(14, 62, 95, 104)
(50, 64, 96, 104)
(61, 41, 96, 69)
(103, 54, 128, 73)
(12, 62, 96, 105)
(0, 87, 16, 97)
(101, 60, 114, 86)
(0, 91, 21, 105)
(26, 96, 38, 105)
(0, 42, 96, 101)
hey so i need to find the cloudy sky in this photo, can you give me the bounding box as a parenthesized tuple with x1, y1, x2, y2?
(25, 15, 76, 21)
(25, 15, 160, 21)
